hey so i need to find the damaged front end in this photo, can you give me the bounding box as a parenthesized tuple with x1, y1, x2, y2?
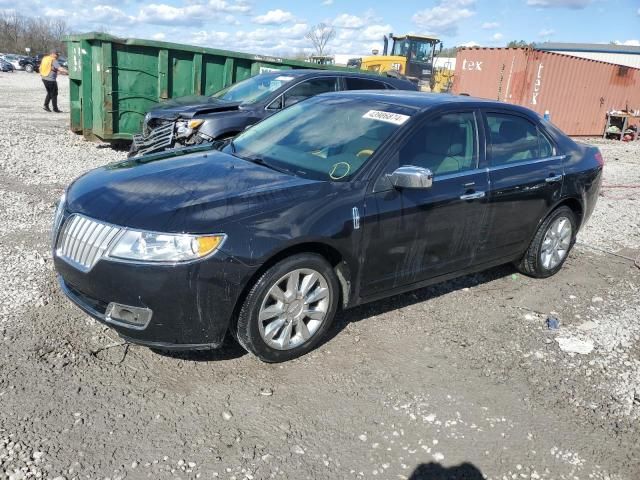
(131, 118, 210, 158)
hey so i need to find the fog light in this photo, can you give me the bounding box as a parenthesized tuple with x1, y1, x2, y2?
(105, 302, 153, 330)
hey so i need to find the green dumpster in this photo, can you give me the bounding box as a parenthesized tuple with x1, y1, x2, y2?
(65, 33, 352, 142)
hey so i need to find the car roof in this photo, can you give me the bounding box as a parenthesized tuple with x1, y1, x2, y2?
(315, 90, 540, 117)
(265, 69, 415, 85)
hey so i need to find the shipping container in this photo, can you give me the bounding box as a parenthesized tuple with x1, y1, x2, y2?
(452, 47, 640, 136)
(65, 33, 353, 142)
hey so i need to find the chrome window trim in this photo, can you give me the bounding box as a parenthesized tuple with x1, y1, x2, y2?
(433, 167, 487, 182)
(486, 154, 567, 172)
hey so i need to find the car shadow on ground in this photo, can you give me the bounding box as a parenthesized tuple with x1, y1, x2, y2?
(155, 264, 516, 363)
(409, 461, 484, 479)
(323, 263, 516, 347)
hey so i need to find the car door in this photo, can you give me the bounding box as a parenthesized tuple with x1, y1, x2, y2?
(480, 110, 564, 261)
(359, 110, 490, 297)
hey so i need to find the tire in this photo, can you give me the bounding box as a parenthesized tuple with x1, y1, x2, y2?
(516, 206, 577, 278)
(235, 253, 339, 362)
(24, 64, 33, 73)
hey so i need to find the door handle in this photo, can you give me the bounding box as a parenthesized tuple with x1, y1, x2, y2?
(545, 174, 563, 183)
(459, 191, 486, 200)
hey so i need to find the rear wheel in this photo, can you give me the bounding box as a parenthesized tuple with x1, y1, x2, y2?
(516, 206, 577, 278)
(235, 253, 339, 362)
(24, 64, 34, 73)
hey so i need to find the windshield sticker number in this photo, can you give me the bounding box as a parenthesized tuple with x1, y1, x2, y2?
(362, 110, 410, 125)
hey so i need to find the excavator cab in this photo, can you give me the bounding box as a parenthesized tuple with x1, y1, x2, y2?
(360, 33, 443, 91)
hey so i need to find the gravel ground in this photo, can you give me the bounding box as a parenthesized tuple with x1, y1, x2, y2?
(1, 71, 640, 480)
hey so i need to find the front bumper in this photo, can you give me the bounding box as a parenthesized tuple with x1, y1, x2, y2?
(54, 251, 255, 350)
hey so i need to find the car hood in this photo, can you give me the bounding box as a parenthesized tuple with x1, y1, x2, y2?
(149, 96, 242, 120)
(65, 150, 320, 233)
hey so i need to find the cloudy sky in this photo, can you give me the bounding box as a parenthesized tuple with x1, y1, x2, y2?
(3, 0, 640, 56)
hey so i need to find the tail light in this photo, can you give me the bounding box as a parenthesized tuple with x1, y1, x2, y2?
(594, 150, 604, 166)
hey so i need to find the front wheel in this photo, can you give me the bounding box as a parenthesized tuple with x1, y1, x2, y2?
(516, 206, 577, 278)
(235, 254, 339, 362)
(24, 64, 34, 73)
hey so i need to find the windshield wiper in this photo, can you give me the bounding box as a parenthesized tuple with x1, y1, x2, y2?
(243, 156, 293, 175)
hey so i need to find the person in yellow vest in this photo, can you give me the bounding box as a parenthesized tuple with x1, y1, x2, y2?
(40, 50, 68, 113)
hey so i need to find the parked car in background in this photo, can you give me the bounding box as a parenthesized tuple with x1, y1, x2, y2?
(53, 91, 603, 362)
(0, 58, 15, 72)
(0, 54, 24, 70)
(19, 54, 44, 73)
(130, 70, 418, 157)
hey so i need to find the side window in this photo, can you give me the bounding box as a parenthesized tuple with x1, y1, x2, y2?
(486, 113, 542, 165)
(539, 129, 555, 158)
(282, 77, 338, 108)
(399, 112, 478, 175)
(345, 77, 388, 90)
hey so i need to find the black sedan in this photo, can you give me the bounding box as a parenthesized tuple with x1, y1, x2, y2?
(0, 59, 15, 72)
(130, 70, 417, 157)
(53, 91, 603, 362)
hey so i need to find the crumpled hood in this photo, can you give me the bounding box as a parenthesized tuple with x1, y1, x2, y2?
(65, 150, 320, 233)
(148, 96, 242, 120)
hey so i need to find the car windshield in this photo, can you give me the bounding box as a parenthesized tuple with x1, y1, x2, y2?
(212, 72, 296, 104)
(226, 96, 415, 181)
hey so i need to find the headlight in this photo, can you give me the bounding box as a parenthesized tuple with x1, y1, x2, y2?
(107, 230, 226, 263)
(187, 119, 204, 129)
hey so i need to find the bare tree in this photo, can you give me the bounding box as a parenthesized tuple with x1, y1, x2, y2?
(305, 23, 335, 56)
(0, 12, 69, 55)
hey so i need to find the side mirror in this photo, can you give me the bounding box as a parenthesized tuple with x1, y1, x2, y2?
(388, 166, 433, 189)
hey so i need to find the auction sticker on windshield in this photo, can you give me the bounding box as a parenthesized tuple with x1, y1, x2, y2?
(362, 110, 410, 125)
(275, 76, 295, 82)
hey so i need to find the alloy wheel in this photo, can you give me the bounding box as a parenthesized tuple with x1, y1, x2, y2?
(540, 216, 572, 270)
(258, 268, 330, 350)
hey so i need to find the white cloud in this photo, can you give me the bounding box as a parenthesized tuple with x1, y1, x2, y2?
(539, 28, 555, 37)
(192, 30, 231, 45)
(253, 9, 294, 25)
(152, 32, 166, 40)
(492, 32, 503, 41)
(459, 41, 480, 48)
(333, 13, 365, 29)
(613, 39, 640, 46)
(481, 21, 499, 29)
(412, 0, 476, 35)
(206, 0, 251, 14)
(527, 0, 591, 8)
(43, 7, 66, 17)
(136, 0, 250, 26)
(322, 0, 333, 5)
(92, 5, 135, 24)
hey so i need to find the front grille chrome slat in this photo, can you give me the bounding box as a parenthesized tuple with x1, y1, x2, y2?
(80, 222, 102, 266)
(55, 215, 122, 272)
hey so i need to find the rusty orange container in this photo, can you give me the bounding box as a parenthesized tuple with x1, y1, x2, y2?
(452, 47, 640, 136)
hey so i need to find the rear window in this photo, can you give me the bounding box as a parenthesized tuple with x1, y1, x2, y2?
(345, 77, 390, 90)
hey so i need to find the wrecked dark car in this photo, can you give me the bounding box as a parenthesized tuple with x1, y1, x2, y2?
(53, 91, 602, 362)
(129, 70, 417, 157)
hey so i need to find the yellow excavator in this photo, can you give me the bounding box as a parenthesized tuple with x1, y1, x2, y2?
(354, 33, 443, 91)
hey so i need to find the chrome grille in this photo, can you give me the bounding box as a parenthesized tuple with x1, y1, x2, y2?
(132, 122, 174, 157)
(56, 215, 121, 272)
